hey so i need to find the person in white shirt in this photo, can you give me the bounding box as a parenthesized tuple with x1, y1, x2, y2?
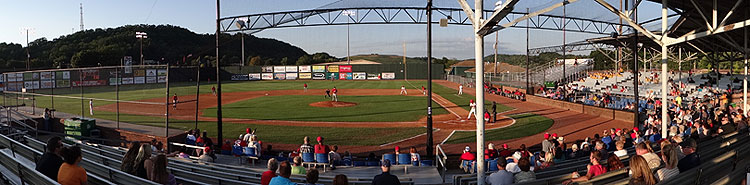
(400, 86, 407, 95)
(468, 100, 477, 120)
(613, 141, 628, 158)
(459, 84, 463, 95)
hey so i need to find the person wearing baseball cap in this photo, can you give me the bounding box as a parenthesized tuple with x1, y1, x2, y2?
(314, 136, 330, 154)
(542, 133, 553, 154)
(677, 138, 700, 172)
(198, 146, 214, 162)
(460, 146, 476, 173)
(372, 159, 401, 185)
(499, 144, 512, 158)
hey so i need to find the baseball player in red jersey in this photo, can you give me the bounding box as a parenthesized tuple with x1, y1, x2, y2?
(331, 87, 338, 102)
(304, 83, 308, 92)
(172, 93, 178, 110)
(211, 86, 217, 96)
(422, 86, 426, 95)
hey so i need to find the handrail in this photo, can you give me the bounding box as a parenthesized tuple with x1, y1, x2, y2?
(435, 144, 448, 183)
(170, 142, 206, 150)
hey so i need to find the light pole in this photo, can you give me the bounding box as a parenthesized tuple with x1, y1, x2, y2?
(20, 28, 34, 70)
(136, 32, 148, 65)
(236, 19, 247, 66)
(343, 10, 356, 64)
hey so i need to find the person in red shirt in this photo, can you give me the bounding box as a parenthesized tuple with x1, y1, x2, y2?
(484, 143, 498, 159)
(314, 136, 330, 154)
(562, 150, 606, 185)
(172, 93, 178, 110)
(460, 146, 476, 173)
(260, 158, 278, 185)
(331, 87, 339, 102)
(211, 86, 216, 96)
(221, 140, 232, 155)
(498, 144, 512, 158)
(303, 83, 308, 92)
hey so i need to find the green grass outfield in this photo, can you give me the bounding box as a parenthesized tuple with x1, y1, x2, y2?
(0, 80, 520, 145)
(203, 95, 448, 122)
(444, 113, 554, 144)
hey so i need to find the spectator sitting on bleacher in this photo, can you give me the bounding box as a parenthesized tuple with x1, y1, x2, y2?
(678, 138, 700, 172)
(562, 150, 606, 185)
(718, 115, 736, 134)
(262, 158, 279, 185)
(498, 144, 512, 158)
(121, 142, 142, 175)
(635, 142, 661, 170)
(607, 155, 624, 171)
(196, 131, 213, 155)
(242, 128, 255, 144)
(57, 146, 87, 185)
(248, 135, 261, 156)
(536, 152, 554, 171)
(372, 159, 401, 185)
(198, 147, 214, 163)
(329, 145, 342, 165)
(394, 146, 401, 155)
(333, 174, 348, 185)
(299, 136, 313, 154)
(485, 143, 497, 159)
(269, 161, 297, 185)
(568, 144, 581, 159)
(504, 152, 522, 173)
(314, 136, 330, 154)
(614, 140, 627, 158)
(485, 160, 512, 185)
(186, 129, 197, 145)
(291, 156, 306, 175)
(656, 144, 680, 182)
(37, 137, 64, 181)
(221, 140, 232, 155)
(513, 157, 535, 183)
(304, 169, 320, 185)
(409, 147, 420, 165)
(460, 146, 476, 173)
(628, 155, 657, 185)
(134, 144, 153, 179)
(149, 154, 177, 185)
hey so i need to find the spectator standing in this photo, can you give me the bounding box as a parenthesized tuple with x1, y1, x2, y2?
(656, 144, 680, 182)
(541, 133, 553, 154)
(121, 142, 142, 175)
(513, 158, 535, 183)
(372, 159, 401, 185)
(314, 136, 330, 154)
(269, 161, 296, 185)
(678, 138, 700, 172)
(492, 101, 497, 123)
(36, 137, 64, 180)
(299, 136, 313, 153)
(261, 158, 278, 185)
(291, 156, 306, 175)
(43, 108, 51, 131)
(629, 155, 657, 185)
(304, 169, 320, 185)
(57, 146, 87, 185)
(333, 174, 348, 185)
(485, 160, 513, 185)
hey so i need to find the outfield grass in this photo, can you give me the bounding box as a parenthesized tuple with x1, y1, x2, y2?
(203, 95, 447, 122)
(444, 113, 554, 144)
(431, 83, 513, 113)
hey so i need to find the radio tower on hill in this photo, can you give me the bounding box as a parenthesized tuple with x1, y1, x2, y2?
(80, 3, 84, 31)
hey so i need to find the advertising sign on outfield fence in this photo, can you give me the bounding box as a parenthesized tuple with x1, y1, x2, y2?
(274, 73, 286, 80)
(382, 72, 396, 80)
(135, 70, 145, 77)
(312, 73, 325, 80)
(262, 66, 273, 73)
(57, 71, 70, 79)
(231, 74, 249, 81)
(249, 73, 261, 80)
(147, 69, 157, 76)
(157, 69, 167, 76)
(146, 76, 157, 83)
(134, 77, 145, 84)
(312, 66, 326, 72)
(327, 65, 339, 73)
(273, 66, 286, 73)
(122, 78, 134, 84)
(353, 72, 366, 80)
(0, 74, 4, 83)
(262, 73, 273, 80)
(285, 66, 298, 73)
(339, 73, 353, 80)
(367, 73, 380, 80)
(158, 76, 167, 83)
(298, 66, 311, 73)
(339, 65, 352, 73)
(40, 72, 54, 80)
(298, 73, 312, 79)
(286, 73, 298, 80)
(108, 78, 121, 85)
(56, 80, 70, 87)
(327, 72, 339, 80)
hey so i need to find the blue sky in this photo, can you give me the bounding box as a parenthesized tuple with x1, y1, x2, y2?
(0, 0, 668, 60)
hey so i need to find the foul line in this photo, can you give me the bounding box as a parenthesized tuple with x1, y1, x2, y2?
(441, 130, 456, 145)
(404, 80, 462, 118)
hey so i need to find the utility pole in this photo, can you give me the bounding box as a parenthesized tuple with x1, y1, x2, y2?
(426, 0, 434, 160)
(562, 0, 567, 83)
(526, 8, 530, 94)
(25, 29, 30, 70)
(215, 0, 224, 147)
(494, 32, 498, 82)
(80, 3, 84, 31)
(472, 0, 486, 183)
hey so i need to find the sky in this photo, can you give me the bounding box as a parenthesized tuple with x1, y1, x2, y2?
(0, 0, 670, 60)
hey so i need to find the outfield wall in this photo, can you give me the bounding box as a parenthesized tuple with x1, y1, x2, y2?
(220, 63, 444, 81)
(0, 65, 169, 92)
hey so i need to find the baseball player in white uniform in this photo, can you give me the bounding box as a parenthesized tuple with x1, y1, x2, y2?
(459, 84, 463, 95)
(467, 99, 476, 120)
(400, 86, 407, 95)
(89, 99, 94, 116)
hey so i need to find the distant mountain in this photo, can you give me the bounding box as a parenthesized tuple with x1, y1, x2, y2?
(0, 24, 315, 71)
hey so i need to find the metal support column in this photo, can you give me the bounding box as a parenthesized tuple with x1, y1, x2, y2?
(630, 0, 639, 128)
(195, 64, 201, 129)
(165, 64, 170, 138)
(744, 8, 748, 114)
(526, 8, 530, 94)
(473, 0, 486, 183)
(215, 0, 224, 147)
(660, 0, 668, 137)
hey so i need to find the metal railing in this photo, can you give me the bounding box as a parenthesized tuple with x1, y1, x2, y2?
(435, 144, 448, 184)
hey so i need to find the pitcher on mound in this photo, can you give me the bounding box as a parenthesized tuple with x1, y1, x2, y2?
(331, 87, 338, 102)
(467, 99, 476, 120)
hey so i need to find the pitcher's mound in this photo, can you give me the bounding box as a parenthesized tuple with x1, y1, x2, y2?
(309, 101, 358, 107)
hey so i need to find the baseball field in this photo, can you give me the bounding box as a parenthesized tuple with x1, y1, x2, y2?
(0, 80, 557, 149)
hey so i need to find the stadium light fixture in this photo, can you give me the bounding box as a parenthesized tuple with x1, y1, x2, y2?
(494, 0, 505, 11)
(343, 10, 356, 64)
(135, 32, 148, 64)
(236, 18, 248, 66)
